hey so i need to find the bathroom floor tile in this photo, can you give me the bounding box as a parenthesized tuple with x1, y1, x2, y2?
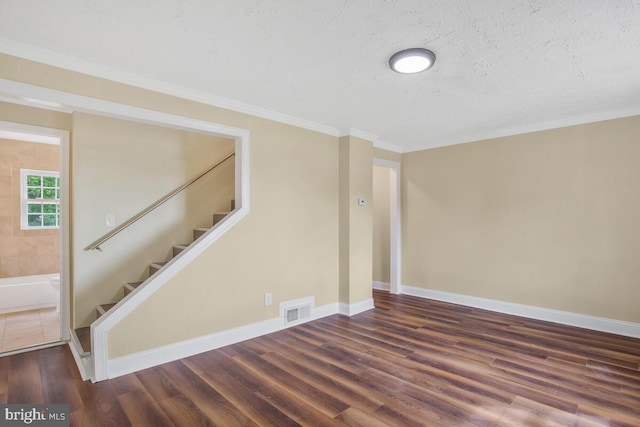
(0, 307, 60, 354)
(1, 334, 45, 352)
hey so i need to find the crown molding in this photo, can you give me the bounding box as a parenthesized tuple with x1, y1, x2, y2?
(340, 127, 377, 142)
(4, 38, 636, 154)
(0, 127, 60, 145)
(0, 38, 340, 137)
(403, 105, 640, 153)
(339, 128, 403, 153)
(373, 139, 404, 153)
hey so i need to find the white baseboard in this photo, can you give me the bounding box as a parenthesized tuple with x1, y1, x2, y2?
(107, 301, 340, 379)
(339, 297, 375, 316)
(372, 281, 390, 291)
(402, 285, 640, 339)
(312, 302, 340, 319)
(68, 340, 93, 382)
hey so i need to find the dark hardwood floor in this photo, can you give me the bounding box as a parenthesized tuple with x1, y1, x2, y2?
(1, 290, 639, 426)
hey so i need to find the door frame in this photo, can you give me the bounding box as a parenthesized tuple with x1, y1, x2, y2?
(373, 158, 401, 294)
(0, 120, 71, 343)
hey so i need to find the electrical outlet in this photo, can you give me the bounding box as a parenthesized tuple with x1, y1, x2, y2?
(264, 292, 272, 306)
(106, 213, 115, 227)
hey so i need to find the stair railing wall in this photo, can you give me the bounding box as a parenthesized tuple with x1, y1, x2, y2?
(84, 152, 235, 251)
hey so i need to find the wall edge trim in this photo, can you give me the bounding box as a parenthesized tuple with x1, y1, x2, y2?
(402, 107, 640, 153)
(67, 341, 93, 382)
(0, 39, 340, 137)
(401, 285, 640, 339)
(106, 302, 340, 379)
(339, 298, 375, 316)
(372, 281, 390, 291)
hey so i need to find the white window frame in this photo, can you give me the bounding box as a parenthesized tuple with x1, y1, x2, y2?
(20, 168, 61, 230)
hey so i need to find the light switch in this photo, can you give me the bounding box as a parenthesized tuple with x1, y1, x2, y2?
(106, 214, 115, 227)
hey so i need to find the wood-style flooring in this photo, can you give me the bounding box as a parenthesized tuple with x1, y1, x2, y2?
(1, 290, 639, 426)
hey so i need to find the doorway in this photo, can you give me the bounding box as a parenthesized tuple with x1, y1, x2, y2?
(0, 121, 70, 354)
(372, 158, 400, 294)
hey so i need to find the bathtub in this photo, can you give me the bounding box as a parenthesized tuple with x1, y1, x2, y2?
(0, 273, 59, 314)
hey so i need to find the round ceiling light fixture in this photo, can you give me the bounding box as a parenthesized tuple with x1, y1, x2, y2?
(389, 48, 436, 74)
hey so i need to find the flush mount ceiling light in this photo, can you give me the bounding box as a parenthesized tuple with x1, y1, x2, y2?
(389, 48, 436, 74)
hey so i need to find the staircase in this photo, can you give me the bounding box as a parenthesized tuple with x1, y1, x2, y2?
(72, 199, 235, 355)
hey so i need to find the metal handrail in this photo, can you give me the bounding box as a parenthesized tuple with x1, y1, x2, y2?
(84, 152, 235, 251)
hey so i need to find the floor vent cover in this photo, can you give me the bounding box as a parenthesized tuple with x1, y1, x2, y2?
(285, 305, 311, 324)
(280, 296, 314, 326)
(286, 308, 300, 323)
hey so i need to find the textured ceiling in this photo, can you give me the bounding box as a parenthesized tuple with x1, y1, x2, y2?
(1, 0, 639, 152)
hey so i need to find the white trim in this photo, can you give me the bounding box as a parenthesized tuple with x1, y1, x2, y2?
(341, 127, 378, 142)
(0, 38, 339, 138)
(59, 129, 71, 342)
(403, 106, 640, 153)
(0, 129, 60, 145)
(0, 120, 66, 141)
(373, 140, 404, 153)
(0, 79, 252, 382)
(92, 131, 249, 382)
(341, 128, 404, 153)
(105, 301, 339, 379)
(0, 79, 249, 140)
(373, 158, 401, 295)
(372, 281, 390, 291)
(68, 340, 93, 382)
(401, 286, 640, 339)
(313, 303, 340, 319)
(3, 39, 640, 155)
(339, 298, 375, 316)
(0, 94, 72, 114)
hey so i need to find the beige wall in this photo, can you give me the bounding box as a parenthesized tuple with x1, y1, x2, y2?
(372, 165, 390, 283)
(72, 112, 235, 326)
(111, 121, 339, 356)
(402, 116, 640, 323)
(0, 138, 60, 278)
(374, 147, 401, 163)
(3, 51, 639, 361)
(339, 136, 373, 305)
(0, 101, 72, 131)
(0, 54, 346, 357)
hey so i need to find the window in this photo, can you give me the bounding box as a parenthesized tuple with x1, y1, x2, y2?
(20, 169, 60, 230)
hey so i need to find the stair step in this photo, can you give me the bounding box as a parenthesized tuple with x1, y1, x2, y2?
(213, 212, 230, 225)
(149, 261, 168, 276)
(172, 244, 189, 257)
(193, 227, 210, 240)
(75, 203, 241, 360)
(96, 303, 117, 318)
(74, 326, 92, 354)
(124, 281, 143, 296)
